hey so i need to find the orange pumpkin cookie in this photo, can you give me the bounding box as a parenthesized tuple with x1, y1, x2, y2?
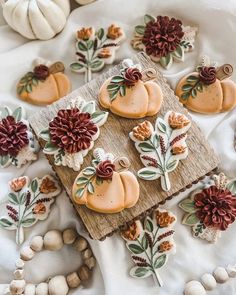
(72, 148, 140, 214)
(175, 59, 236, 114)
(99, 59, 163, 119)
(17, 60, 71, 106)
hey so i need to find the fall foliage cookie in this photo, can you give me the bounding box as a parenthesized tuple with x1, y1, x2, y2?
(176, 57, 236, 114)
(99, 59, 163, 119)
(70, 25, 125, 83)
(17, 59, 71, 106)
(132, 15, 197, 69)
(130, 111, 191, 191)
(72, 148, 140, 214)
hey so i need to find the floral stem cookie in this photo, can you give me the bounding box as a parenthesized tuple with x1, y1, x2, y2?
(70, 25, 125, 83)
(99, 59, 163, 119)
(0, 175, 61, 245)
(176, 56, 236, 114)
(72, 148, 140, 213)
(132, 15, 197, 69)
(0, 106, 39, 168)
(39, 97, 108, 171)
(17, 58, 71, 105)
(130, 111, 191, 191)
(121, 209, 176, 286)
(179, 173, 236, 243)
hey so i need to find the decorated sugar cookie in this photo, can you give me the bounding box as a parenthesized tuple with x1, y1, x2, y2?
(70, 25, 125, 83)
(176, 56, 236, 114)
(0, 106, 38, 168)
(0, 175, 61, 244)
(99, 59, 163, 119)
(121, 209, 176, 287)
(39, 97, 108, 171)
(72, 148, 140, 213)
(132, 15, 197, 69)
(179, 173, 236, 243)
(17, 59, 71, 105)
(130, 111, 191, 191)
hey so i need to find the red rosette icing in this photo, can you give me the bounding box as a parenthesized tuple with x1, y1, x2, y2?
(194, 185, 236, 231)
(142, 16, 184, 57)
(49, 108, 98, 154)
(123, 68, 142, 87)
(0, 116, 29, 157)
(96, 160, 115, 180)
(33, 65, 50, 80)
(199, 66, 217, 85)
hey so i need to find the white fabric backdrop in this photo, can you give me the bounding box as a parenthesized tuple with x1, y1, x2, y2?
(0, 0, 236, 294)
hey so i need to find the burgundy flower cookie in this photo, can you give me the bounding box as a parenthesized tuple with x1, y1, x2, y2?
(0, 106, 38, 168)
(179, 173, 236, 243)
(132, 14, 197, 69)
(38, 97, 108, 171)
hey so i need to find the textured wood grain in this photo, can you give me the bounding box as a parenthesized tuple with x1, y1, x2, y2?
(29, 52, 219, 240)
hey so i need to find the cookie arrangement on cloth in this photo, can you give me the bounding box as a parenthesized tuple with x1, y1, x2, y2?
(176, 56, 236, 114)
(179, 173, 236, 243)
(70, 24, 125, 82)
(17, 59, 71, 106)
(1, 0, 70, 40)
(184, 264, 236, 295)
(131, 15, 197, 69)
(99, 59, 163, 118)
(0, 106, 39, 168)
(121, 209, 176, 287)
(130, 111, 191, 191)
(5, 228, 96, 295)
(0, 175, 61, 245)
(72, 148, 140, 213)
(38, 97, 108, 171)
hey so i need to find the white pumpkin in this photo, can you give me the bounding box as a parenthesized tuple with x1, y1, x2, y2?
(2, 0, 70, 40)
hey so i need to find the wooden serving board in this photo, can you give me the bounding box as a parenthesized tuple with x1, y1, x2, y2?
(29, 53, 219, 240)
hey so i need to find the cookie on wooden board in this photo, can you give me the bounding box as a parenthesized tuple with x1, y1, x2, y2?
(99, 59, 163, 119)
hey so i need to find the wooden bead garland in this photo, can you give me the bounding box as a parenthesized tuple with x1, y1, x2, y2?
(6, 228, 96, 295)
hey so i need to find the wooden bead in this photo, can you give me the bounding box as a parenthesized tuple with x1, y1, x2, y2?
(78, 265, 91, 281)
(74, 237, 88, 252)
(44, 230, 63, 251)
(15, 259, 24, 269)
(9, 279, 26, 295)
(66, 272, 81, 288)
(213, 267, 229, 283)
(35, 283, 48, 295)
(14, 269, 24, 280)
(25, 284, 36, 295)
(30, 236, 43, 252)
(48, 276, 69, 295)
(63, 228, 77, 245)
(81, 248, 92, 260)
(84, 257, 96, 270)
(20, 246, 35, 261)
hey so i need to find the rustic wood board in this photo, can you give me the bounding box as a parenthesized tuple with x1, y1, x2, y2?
(29, 52, 219, 240)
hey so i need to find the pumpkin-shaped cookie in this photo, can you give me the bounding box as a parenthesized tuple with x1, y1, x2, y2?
(99, 59, 163, 119)
(17, 60, 71, 105)
(72, 148, 140, 213)
(176, 58, 236, 114)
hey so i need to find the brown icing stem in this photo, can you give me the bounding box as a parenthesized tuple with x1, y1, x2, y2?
(141, 67, 157, 82)
(113, 157, 131, 172)
(49, 61, 65, 74)
(216, 64, 233, 81)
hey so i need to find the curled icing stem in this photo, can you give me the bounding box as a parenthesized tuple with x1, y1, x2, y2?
(141, 68, 157, 82)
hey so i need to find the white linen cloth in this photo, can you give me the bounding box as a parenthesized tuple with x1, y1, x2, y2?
(0, 0, 236, 294)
